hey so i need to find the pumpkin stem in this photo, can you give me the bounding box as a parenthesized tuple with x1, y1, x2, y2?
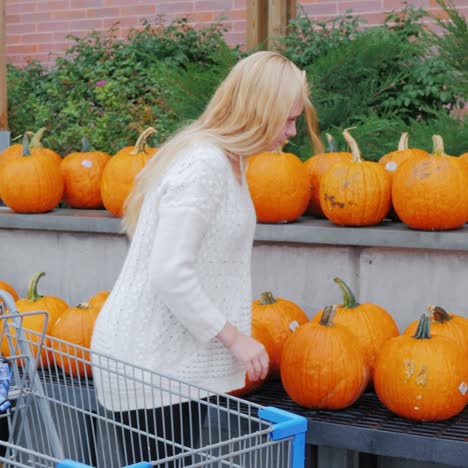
(259, 292, 278, 305)
(427, 305, 452, 323)
(27, 272, 46, 302)
(130, 127, 156, 155)
(77, 302, 92, 309)
(431, 135, 446, 157)
(334, 277, 359, 308)
(319, 305, 337, 327)
(343, 128, 363, 163)
(412, 313, 432, 339)
(325, 133, 338, 153)
(397, 132, 409, 151)
(21, 133, 32, 157)
(81, 137, 92, 153)
(29, 127, 47, 149)
(127, 123, 145, 134)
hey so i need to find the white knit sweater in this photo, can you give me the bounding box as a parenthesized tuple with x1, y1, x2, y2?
(90, 140, 256, 411)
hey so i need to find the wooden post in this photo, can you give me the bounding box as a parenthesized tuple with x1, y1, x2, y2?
(268, 0, 297, 49)
(247, 0, 297, 51)
(247, 0, 268, 50)
(287, 0, 297, 26)
(0, 0, 7, 130)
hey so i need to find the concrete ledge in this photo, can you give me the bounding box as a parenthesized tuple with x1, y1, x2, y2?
(1, 206, 468, 251)
(0, 207, 122, 234)
(255, 218, 468, 251)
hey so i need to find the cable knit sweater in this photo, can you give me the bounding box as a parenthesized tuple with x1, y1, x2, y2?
(90, 140, 256, 411)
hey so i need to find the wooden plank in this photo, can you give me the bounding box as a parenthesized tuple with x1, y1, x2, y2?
(287, 0, 297, 24)
(268, 0, 296, 49)
(0, 0, 7, 130)
(246, 0, 268, 50)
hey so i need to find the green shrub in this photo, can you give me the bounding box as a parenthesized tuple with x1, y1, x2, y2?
(7, 18, 241, 156)
(280, 2, 466, 159)
(6, 4, 466, 161)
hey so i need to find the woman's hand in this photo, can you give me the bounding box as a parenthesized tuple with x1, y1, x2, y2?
(217, 322, 269, 381)
(228, 333, 269, 382)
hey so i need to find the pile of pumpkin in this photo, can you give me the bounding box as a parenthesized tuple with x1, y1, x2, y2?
(0, 127, 158, 217)
(232, 277, 468, 423)
(2, 273, 466, 423)
(1, 126, 467, 232)
(0, 273, 109, 378)
(248, 129, 468, 230)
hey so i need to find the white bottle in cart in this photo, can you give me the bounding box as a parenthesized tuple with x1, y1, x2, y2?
(0, 357, 11, 411)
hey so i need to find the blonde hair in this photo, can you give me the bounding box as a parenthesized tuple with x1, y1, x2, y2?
(122, 51, 322, 237)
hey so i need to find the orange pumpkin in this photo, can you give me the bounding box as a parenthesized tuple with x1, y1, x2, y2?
(229, 373, 265, 397)
(312, 277, 399, 382)
(378, 133, 428, 180)
(101, 127, 157, 217)
(246, 149, 310, 223)
(60, 137, 111, 209)
(0, 128, 61, 170)
(281, 305, 368, 409)
(374, 313, 468, 421)
(459, 152, 468, 162)
(378, 133, 428, 220)
(0, 129, 61, 201)
(88, 290, 110, 310)
(303, 133, 352, 218)
(392, 135, 468, 230)
(0, 280, 19, 303)
(0, 134, 64, 213)
(403, 306, 468, 357)
(50, 302, 100, 378)
(252, 292, 308, 376)
(1, 272, 68, 367)
(319, 129, 391, 226)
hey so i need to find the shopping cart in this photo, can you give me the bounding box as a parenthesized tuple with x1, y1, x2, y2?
(0, 289, 307, 468)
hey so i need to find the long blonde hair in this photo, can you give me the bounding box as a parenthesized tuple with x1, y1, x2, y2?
(122, 51, 322, 237)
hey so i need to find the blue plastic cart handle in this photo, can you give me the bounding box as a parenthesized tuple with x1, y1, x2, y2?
(259, 406, 308, 468)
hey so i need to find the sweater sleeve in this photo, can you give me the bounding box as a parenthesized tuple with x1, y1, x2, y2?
(148, 146, 229, 343)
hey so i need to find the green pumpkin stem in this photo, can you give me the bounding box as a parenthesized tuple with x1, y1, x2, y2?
(130, 126, 156, 155)
(427, 305, 452, 323)
(325, 133, 338, 153)
(259, 292, 278, 305)
(127, 123, 145, 134)
(27, 272, 46, 302)
(431, 135, 446, 157)
(29, 127, 47, 149)
(334, 277, 359, 308)
(397, 132, 409, 151)
(319, 305, 337, 327)
(81, 137, 92, 153)
(21, 133, 32, 157)
(412, 313, 432, 339)
(343, 128, 363, 163)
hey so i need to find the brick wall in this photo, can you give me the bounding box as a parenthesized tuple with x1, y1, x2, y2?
(6, 0, 468, 67)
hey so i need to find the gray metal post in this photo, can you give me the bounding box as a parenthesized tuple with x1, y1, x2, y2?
(0, 130, 10, 151)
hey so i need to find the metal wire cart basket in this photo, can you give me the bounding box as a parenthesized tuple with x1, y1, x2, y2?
(0, 289, 307, 468)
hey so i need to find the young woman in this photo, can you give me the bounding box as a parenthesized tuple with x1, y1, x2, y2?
(90, 50, 322, 465)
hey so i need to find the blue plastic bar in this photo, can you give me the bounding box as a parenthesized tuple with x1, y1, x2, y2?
(56, 461, 94, 468)
(123, 464, 152, 468)
(259, 406, 308, 468)
(57, 461, 151, 468)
